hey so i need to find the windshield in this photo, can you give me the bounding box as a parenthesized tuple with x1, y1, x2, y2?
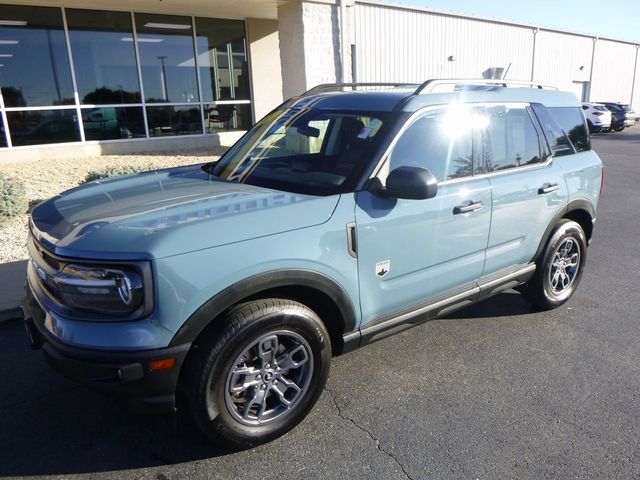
(211, 108, 388, 195)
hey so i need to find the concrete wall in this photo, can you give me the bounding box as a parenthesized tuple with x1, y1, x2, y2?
(0, 131, 243, 163)
(278, 0, 345, 99)
(247, 18, 284, 122)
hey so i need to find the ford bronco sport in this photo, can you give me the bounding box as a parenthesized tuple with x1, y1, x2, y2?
(23, 79, 603, 448)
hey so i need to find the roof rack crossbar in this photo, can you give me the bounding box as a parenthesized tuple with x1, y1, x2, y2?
(303, 82, 420, 96)
(415, 78, 558, 94)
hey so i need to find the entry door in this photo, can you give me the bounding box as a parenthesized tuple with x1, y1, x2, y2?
(354, 107, 492, 328)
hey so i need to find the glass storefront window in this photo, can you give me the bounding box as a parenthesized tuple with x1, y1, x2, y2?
(195, 18, 249, 102)
(146, 105, 202, 136)
(0, 7, 253, 149)
(204, 103, 251, 133)
(66, 9, 141, 105)
(0, 6, 75, 107)
(0, 123, 7, 147)
(135, 14, 199, 104)
(7, 109, 81, 146)
(82, 106, 145, 140)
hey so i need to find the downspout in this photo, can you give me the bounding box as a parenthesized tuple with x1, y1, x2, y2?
(340, 0, 348, 83)
(530, 27, 538, 82)
(587, 37, 598, 102)
(630, 45, 639, 107)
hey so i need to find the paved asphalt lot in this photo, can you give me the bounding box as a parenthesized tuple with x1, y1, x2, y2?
(1, 130, 639, 479)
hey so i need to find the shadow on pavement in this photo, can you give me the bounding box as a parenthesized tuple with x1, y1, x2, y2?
(0, 260, 27, 316)
(0, 291, 533, 477)
(0, 319, 229, 477)
(444, 290, 537, 320)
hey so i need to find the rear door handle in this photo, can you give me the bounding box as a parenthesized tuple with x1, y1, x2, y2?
(538, 183, 559, 194)
(453, 201, 483, 214)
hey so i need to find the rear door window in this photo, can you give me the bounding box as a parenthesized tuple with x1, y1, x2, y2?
(478, 105, 543, 171)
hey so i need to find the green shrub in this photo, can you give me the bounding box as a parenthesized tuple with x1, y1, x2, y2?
(83, 164, 156, 183)
(0, 174, 28, 225)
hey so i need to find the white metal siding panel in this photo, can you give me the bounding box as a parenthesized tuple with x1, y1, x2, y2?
(354, 2, 534, 83)
(533, 30, 593, 92)
(590, 40, 637, 104)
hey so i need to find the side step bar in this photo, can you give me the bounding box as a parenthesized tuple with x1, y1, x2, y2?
(342, 263, 536, 352)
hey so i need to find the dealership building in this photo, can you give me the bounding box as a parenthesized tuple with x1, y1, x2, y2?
(0, 0, 639, 161)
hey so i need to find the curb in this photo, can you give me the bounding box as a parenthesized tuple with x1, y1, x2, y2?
(0, 307, 23, 323)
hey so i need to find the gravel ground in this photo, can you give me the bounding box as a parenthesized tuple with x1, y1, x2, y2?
(0, 147, 227, 263)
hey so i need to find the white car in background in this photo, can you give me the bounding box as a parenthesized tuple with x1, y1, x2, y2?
(582, 103, 612, 133)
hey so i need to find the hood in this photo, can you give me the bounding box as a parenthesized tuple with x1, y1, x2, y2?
(30, 164, 340, 259)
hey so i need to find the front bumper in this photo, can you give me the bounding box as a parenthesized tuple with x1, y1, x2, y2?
(23, 285, 190, 414)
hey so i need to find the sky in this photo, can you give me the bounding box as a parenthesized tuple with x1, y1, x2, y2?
(396, 0, 640, 43)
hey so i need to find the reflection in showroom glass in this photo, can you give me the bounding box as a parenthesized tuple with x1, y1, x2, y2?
(7, 109, 81, 146)
(82, 107, 146, 141)
(135, 14, 200, 104)
(146, 105, 202, 136)
(0, 5, 75, 107)
(66, 9, 142, 105)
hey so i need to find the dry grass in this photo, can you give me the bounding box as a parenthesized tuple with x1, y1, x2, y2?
(0, 147, 227, 263)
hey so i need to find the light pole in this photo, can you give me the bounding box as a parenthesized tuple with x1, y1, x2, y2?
(157, 55, 168, 101)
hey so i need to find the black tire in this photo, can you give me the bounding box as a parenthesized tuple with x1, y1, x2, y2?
(523, 219, 587, 310)
(185, 298, 331, 449)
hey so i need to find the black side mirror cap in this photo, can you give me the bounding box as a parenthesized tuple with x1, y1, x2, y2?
(379, 166, 438, 200)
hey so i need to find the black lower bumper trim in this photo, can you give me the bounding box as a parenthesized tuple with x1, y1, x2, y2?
(23, 286, 191, 414)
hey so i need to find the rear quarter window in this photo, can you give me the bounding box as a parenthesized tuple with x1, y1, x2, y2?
(548, 107, 591, 153)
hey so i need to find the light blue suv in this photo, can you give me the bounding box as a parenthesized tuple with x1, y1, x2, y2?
(23, 80, 603, 448)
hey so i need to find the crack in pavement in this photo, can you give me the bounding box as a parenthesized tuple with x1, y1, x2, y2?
(324, 386, 414, 480)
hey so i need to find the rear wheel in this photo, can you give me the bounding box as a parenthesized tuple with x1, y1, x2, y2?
(185, 299, 331, 449)
(523, 220, 587, 310)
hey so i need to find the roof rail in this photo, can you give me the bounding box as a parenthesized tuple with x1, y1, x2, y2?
(304, 82, 419, 96)
(415, 79, 558, 94)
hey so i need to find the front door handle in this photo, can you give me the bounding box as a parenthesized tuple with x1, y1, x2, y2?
(538, 183, 559, 194)
(453, 201, 483, 214)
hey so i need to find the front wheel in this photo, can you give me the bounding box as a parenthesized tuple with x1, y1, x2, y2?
(523, 220, 587, 310)
(185, 299, 331, 449)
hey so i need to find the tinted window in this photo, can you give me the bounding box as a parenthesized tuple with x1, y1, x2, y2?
(530, 104, 574, 157)
(480, 105, 542, 171)
(549, 107, 590, 153)
(135, 14, 199, 103)
(212, 109, 387, 195)
(195, 18, 249, 102)
(389, 108, 474, 181)
(0, 6, 74, 107)
(66, 9, 141, 104)
(146, 105, 202, 136)
(204, 103, 251, 132)
(7, 109, 81, 146)
(82, 106, 146, 140)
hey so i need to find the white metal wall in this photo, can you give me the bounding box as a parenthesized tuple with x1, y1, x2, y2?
(590, 40, 637, 105)
(533, 30, 593, 93)
(354, 0, 639, 108)
(354, 2, 533, 83)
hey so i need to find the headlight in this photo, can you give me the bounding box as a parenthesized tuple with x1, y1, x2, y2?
(54, 264, 145, 315)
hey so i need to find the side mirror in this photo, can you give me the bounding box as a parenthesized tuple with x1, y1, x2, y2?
(382, 166, 438, 200)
